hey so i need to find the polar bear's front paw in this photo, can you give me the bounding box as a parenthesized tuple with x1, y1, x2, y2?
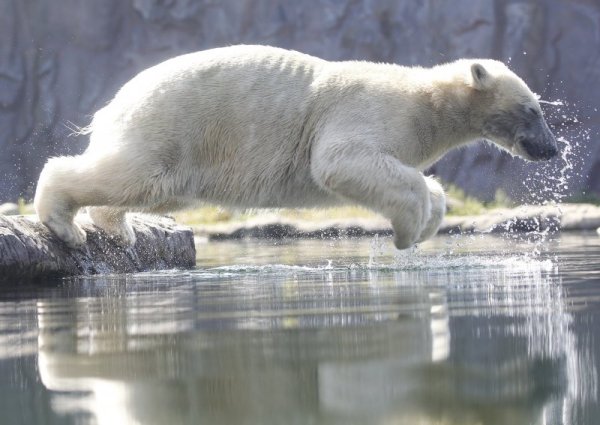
(43, 216, 87, 249)
(391, 217, 422, 250)
(416, 177, 446, 243)
(391, 187, 432, 250)
(393, 232, 417, 250)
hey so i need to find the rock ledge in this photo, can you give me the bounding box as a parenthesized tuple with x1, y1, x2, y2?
(191, 204, 600, 241)
(0, 214, 196, 282)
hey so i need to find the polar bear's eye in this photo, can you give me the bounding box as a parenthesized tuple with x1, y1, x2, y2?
(527, 106, 539, 117)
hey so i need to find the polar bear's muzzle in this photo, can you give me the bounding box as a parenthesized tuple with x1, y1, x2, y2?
(515, 115, 558, 161)
(484, 106, 559, 162)
(518, 135, 558, 161)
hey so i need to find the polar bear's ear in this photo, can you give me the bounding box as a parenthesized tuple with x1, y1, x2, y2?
(470, 63, 491, 90)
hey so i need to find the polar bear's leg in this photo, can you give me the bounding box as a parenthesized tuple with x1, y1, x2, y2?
(311, 144, 431, 250)
(35, 153, 141, 248)
(88, 207, 136, 246)
(34, 156, 89, 248)
(417, 176, 446, 243)
(36, 150, 189, 248)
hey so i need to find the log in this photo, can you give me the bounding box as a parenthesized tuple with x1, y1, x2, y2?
(0, 214, 196, 282)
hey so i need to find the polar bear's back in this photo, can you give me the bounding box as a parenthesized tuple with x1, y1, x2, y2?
(92, 45, 326, 138)
(87, 46, 337, 207)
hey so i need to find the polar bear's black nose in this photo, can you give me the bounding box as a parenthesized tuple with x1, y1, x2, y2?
(546, 144, 558, 159)
(520, 138, 558, 161)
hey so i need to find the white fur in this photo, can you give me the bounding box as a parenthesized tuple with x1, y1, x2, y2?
(34, 45, 544, 249)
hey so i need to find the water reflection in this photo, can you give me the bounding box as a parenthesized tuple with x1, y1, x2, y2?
(1, 235, 600, 424)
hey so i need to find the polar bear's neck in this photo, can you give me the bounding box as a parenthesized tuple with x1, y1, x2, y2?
(401, 76, 485, 169)
(331, 61, 489, 169)
(429, 80, 483, 144)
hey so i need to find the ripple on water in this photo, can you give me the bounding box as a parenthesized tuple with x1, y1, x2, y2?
(180, 252, 556, 279)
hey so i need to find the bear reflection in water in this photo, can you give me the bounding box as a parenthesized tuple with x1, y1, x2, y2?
(34, 266, 578, 425)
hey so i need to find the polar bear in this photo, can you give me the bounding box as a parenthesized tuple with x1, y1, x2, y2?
(34, 45, 558, 249)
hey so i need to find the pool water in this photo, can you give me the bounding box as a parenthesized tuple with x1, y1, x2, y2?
(1, 233, 599, 425)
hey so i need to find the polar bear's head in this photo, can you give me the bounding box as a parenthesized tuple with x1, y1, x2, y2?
(467, 60, 558, 161)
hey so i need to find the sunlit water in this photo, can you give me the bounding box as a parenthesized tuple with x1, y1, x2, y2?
(1, 233, 600, 424)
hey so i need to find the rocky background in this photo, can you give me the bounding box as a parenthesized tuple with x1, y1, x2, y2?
(1, 0, 599, 203)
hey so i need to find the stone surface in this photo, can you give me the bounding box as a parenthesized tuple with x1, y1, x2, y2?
(0, 214, 196, 282)
(1, 0, 599, 202)
(193, 215, 393, 241)
(439, 204, 600, 234)
(193, 204, 600, 241)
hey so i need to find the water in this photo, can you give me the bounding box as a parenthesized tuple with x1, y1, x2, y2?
(1, 233, 600, 425)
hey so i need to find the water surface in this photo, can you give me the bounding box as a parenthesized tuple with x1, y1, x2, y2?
(1, 233, 599, 425)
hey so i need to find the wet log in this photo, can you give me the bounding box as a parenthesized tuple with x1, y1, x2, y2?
(0, 214, 196, 282)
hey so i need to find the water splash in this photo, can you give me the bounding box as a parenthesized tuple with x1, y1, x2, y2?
(161, 245, 556, 279)
(393, 253, 554, 273)
(538, 99, 564, 106)
(367, 234, 386, 268)
(474, 93, 591, 258)
(362, 232, 557, 274)
(206, 263, 335, 275)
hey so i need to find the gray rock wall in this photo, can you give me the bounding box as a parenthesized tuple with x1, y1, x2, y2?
(1, 0, 599, 202)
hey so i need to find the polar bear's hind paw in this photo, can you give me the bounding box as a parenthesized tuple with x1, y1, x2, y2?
(42, 215, 87, 249)
(88, 207, 137, 247)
